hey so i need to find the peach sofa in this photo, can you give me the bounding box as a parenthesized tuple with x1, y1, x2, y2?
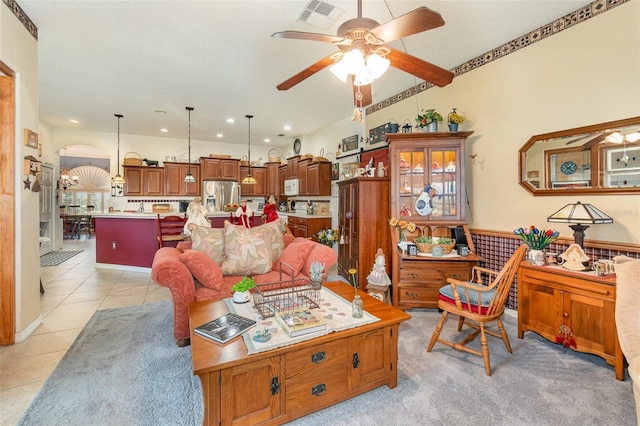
(151, 227, 337, 346)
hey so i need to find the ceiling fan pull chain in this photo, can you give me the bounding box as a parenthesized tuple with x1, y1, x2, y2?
(351, 89, 364, 124)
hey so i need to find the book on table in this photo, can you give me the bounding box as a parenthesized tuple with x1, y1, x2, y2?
(273, 307, 326, 338)
(194, 313, 256, 344)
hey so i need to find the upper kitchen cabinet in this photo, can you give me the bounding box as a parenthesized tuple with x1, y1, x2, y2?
(265, 162, 280, 198)
(200, 157, 240, 181)
(387, 132, 473, 222)
(240, 166, 267, 197)
(306, 161, 331, 196)
(164, 162, 201, 196)
(123, 166, 164, 196)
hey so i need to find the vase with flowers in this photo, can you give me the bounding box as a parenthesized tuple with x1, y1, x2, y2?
(349, 268, 363, 318)
(514, 226, 560, 266)
(415, 109, 443, 132)
(447, 108, 466, 132)
(389, 217, 417, 250)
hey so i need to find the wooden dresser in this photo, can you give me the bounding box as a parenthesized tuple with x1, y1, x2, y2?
(517, 262, 625, 380)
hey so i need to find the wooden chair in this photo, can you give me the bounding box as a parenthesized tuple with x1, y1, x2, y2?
(156, 214, 186, 248)
(426, 245, 527, 376)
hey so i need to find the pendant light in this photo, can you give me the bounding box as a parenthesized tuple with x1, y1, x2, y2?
(242, 114, 257, 185)
(113, 114, 125, 184)
(183, 106, 196, 183)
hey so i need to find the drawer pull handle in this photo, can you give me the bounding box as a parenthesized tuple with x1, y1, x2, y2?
(311, 351, 326, 364)
(352, 353, 360, 368)
(270, 377, 280, 395)
(563, 312, 569, 318)
(311, 384, 326, 396)
(406, 292, 418, 299)
(408, 273, 418, 278)
(450, 274, 460, 280)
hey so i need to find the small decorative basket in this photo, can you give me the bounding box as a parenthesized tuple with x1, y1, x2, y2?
(123, 152, 143, 166)
(415, 242, 456, 254)
(268, 148, 281, 163)
(240, 155, 249, 167)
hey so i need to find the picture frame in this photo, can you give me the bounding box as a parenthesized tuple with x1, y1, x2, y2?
(341, 135, 359, 153)
(551, 180, 590, 189)
(407, 244, 418, 256)
(24, 129, 38, 149)
(331, 163, 339, 180)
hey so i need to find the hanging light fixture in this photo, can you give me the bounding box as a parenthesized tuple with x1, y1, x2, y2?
(59, 147, 79, 190)
(329, 43, 390, 86)
(113, 114, 125, 184)
(242, 114, 257, 185)
(183, 106, 196, 183)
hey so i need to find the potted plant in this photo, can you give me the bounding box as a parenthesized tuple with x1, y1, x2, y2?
(415, 109, 443, 132)
(231, 276, 256, 303)
(447, 108, 466, 131)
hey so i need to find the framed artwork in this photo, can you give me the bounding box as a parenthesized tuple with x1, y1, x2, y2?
(331, 163, 339, 180)
(24, 129, 38, 149)
(341, 135, 359, 153)
(551, 181, 590, 189)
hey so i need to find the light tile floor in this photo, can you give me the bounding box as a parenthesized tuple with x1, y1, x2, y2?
(0, 238, 171, 425)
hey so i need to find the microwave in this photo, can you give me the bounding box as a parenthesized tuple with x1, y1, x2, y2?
(284, 178, 299, 196)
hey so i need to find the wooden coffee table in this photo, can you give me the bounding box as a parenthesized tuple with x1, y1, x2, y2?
(189, 281, 411, 425)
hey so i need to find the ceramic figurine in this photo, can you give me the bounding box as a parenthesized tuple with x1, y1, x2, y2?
(252, 328, 272, 343)
(184, 197, 210, 236)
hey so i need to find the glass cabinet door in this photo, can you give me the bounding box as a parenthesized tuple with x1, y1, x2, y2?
(396, 147, 461, 220)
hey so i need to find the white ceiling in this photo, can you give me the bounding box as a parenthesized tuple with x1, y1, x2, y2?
(18, 0, 593, 148)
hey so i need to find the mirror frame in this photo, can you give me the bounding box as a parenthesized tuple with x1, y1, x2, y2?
(519, 116, 640, 196)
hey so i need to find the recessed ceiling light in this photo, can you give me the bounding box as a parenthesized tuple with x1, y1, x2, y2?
(283, 125, 291, 130)
(226, 118, 235, 124)
(69, 119, 80, 124)
(216, 133, 223, 138)
(160, 128, 168, 133)
(264, 138, 271, 143)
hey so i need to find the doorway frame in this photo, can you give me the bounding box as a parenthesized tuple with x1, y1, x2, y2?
(0, 61, 16, 345)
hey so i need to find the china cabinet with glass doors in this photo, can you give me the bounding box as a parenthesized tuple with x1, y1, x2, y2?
(386, 132, 481, 309)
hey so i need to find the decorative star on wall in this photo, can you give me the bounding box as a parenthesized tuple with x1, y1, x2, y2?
(23, 176, 31, 189)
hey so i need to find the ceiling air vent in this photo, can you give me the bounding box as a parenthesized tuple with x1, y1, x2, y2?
(298, 0, 344, 29)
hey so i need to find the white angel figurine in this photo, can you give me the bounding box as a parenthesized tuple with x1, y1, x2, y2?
(184, 197, 210, 236)
(366, 249, 391, 288)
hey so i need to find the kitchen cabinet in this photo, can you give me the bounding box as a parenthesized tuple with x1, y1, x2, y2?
(286, 156, 300, 178)
(337, 177, 390, 289)
(265, 161, 280, 199)
(517, 262, 624, 380)
(298, 159, 308, 195)
(287, 215, 331, 239)
(123, 166, 164, 196)
(164, 162, 200, 196)
(278, 165, 287, 196)
(306, 161, 331, 196)
(240, 166, 267, 197)
(200, 158, 239, 181)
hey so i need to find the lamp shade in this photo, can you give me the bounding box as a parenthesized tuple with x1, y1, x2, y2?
(366, 53, 390, 79)
(547, 201, 613, 224)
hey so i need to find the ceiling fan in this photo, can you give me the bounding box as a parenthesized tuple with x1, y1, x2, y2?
(272, 0, 454, 107)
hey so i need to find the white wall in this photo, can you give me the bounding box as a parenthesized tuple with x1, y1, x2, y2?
(364, 1, 640, 245)
(1, 1, 41, 336)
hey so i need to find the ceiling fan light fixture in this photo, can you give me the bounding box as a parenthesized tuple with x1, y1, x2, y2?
(605, 132, 624, 144)
(366, 53, 390, 79)
(329, 58, 350, 83)
(625, 132, 640, 143)
(353, 67, 373, 86)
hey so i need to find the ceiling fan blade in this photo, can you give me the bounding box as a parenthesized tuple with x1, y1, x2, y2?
(276, 55, 336, 91)
(352, 80, 372, 107)
(271, 30, 345, 44)
(564, 132, 599, 145)
(369, 7, 445, 43)
(583, 132, 611, 148)
(387, 48, 453, 87)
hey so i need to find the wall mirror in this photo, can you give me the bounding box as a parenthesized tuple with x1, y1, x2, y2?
(519, 116, 640, 196)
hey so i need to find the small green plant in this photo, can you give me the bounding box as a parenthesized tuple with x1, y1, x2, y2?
(414, 236, 432, 244)
(416, 109, 443, 128)
(435, 237, 454, 245)
(231, 276, 256, 293)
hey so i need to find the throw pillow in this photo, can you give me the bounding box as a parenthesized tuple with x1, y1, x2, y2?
(190, 226, 225, 265)
(260, 218, 286, 260)
(222, 221, 275, 275)
(179, 249, 224, 290)
(274, 238, 315, 277)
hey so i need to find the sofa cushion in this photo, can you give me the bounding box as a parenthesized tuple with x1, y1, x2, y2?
(179, 249, 224, 290)
(274, 238, 315, 276)
(190, 226, 225, 265)
(262, 218, 286, 261)
(222, 221, 275, 275)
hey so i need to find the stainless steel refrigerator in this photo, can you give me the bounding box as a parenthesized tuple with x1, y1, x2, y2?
(202, 181, 240, 212)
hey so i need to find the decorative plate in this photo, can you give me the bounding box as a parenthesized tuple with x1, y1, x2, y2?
(293, 138, 301, 155)
(560, 161, 577, 175)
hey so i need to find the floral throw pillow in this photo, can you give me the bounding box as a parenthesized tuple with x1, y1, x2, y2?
(262, 218, 285, 260)
(190, 226, 225, 265)
(222, 221, 275, 275)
